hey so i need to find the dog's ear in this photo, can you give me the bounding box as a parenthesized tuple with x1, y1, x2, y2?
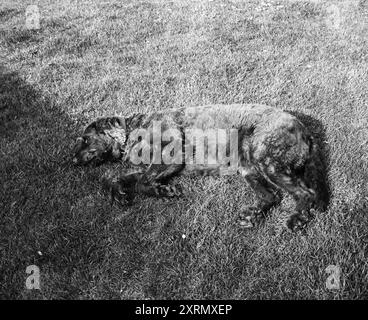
(111, 117, 126, 130)
(84, 117, 126, 135)
(104, 117, 126, 146)
(82, 117, 127, 158)
(102, 118, 127, 160)
(107, 127, 126, 146)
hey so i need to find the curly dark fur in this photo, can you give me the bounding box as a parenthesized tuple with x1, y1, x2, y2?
(72, 104, 329, 231)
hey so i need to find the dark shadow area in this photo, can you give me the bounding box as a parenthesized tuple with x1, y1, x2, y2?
(0, 65, 123, 299)
(288, 110, 331, 211)
(0, 8, 21, 22)
(0, 66, 62, 138)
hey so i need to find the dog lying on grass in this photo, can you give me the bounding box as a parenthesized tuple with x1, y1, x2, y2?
(72, 104, 328, 231)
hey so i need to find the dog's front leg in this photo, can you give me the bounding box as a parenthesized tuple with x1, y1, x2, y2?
(101, 167, 181, 206)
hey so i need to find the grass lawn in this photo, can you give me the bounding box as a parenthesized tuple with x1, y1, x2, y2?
(1, 0, 368, 299)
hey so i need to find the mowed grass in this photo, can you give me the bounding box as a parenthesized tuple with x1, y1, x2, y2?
(1, 0, 368, 299)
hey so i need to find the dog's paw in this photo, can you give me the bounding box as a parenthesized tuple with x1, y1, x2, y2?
(238, 206, 265, 228)
(101, 172, 135, 206)
(151, 183, 182, 198)
(286, 212, 310, 231)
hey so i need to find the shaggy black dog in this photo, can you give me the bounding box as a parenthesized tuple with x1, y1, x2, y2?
(72, 104, 329, 231)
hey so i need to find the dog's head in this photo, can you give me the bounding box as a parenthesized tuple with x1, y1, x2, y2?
(72, 117, 126, 166)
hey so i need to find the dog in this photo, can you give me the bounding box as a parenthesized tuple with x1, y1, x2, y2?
(72, 104, 328, 230)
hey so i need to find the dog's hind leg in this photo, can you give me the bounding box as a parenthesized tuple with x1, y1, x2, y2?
(238, 166, 282, 228)
(267, 168, 318, 231)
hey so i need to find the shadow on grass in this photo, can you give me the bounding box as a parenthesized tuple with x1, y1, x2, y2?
(0, 65, 134, 299)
